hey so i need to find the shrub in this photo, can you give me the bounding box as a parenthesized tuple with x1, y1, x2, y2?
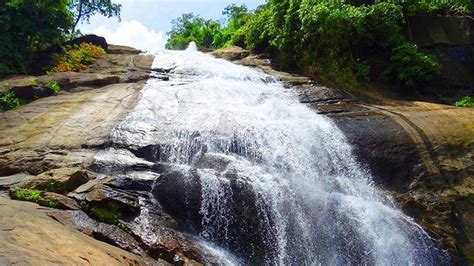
(45, 81, 61, 94)
(0, 91, 23, 112)
(387, 42, 440, 87)
(0, 0, 72, 77)
(48, 43, 106, 74)
(455, 96, 474, 108)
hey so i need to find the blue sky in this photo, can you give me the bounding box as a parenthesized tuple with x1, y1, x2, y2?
(79, 0, 266, 52)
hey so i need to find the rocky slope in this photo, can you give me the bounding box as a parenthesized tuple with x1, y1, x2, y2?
(0, 45, 167, 264)
(0, 44, 472, 265)
(212, 46, 473, 264)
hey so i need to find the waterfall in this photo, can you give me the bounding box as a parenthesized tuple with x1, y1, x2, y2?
(105, 49, 449, 264)
(186, 41, 198, 52)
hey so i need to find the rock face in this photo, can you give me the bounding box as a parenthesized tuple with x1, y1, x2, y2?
(0, 45, 160, 264)
(0, 42, 472, 265)
(0, 197, 155, 265)
(213, 47, 474, 264)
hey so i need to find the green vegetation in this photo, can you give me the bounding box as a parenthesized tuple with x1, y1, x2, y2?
(0, 0, 120, 78)
(89, 202, 121, 224)
(11, 188, 42, 202)
(385, 42, 440, 87)
(455, 96, 474, 108)
(30, 78, 38, 86)
(0, 80, 62, 112)
(10, 188, 61, 209)
(46, 200, 61, 208)
(45, 81, 61, 94)
(166, 4, 251, 50)
(166, 0, 472, 91)
(48, 43, 107, 74)
(0, 0, 72, 77)
(0, 91, 25, 112)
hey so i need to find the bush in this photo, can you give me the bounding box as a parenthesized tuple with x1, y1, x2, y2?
(455, 96, 474, 108)
(406, 0, 474, 15)
(48, 43, 106, 74)
(45, 81, 61, 94)
(0, 91, 25, 112)
(387, 42, 440, 87)
(0, 0, 72, 77)
(166, 0, 464, 92)
(242, 5, 273, 53)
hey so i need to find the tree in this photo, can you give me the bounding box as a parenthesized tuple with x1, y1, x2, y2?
(69, 0, 122, 37)
(0, 0, 72, 76)
(223, 4, 249, 21)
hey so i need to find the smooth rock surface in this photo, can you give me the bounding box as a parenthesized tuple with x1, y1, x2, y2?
(0, 197, 153, 265)
(0, 46, 156, 264)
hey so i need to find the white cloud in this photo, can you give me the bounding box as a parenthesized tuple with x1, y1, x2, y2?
(94, 20, 166, 53)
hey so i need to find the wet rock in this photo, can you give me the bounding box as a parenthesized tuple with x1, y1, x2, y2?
(107, 176, 155, 192)
(49, 210, 147, 257)
(152, 166, 202, 226)
(150, 163, 271, 263)
(73, 176, 115, 194)
(18, 167, 90, 194)
(91, 148, 155, 174)
(71, 183, 141, 217)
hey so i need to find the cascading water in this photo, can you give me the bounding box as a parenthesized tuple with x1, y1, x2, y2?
(100, 45, 449, 264)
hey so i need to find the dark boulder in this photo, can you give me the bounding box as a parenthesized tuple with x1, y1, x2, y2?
(66, 34, 108, 50)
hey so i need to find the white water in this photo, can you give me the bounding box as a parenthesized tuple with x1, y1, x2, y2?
(110, 46, 448, 264)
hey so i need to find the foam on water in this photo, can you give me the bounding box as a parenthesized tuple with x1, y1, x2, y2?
(109, 48, 449, 264)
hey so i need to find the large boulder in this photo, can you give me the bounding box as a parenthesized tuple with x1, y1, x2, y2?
(211, 46, 250, 61)
(66, 34, 108, 50)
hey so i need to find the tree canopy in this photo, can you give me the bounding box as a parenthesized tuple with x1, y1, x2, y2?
(0, 0, 122, 77)
(0, 0, 72, 75)
(69, 0, 122, 36)
(166, 0, 474, 90)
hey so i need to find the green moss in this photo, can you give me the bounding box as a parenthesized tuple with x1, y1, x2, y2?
(11, 188, 42, 203)
(46, 200, 60, 208)
(89, 202, 121, 224)
(10, 188, 63, 209)
(30, 78, 38, 86)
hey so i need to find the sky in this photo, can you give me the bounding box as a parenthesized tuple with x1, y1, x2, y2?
(79, 0, 266, 52)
